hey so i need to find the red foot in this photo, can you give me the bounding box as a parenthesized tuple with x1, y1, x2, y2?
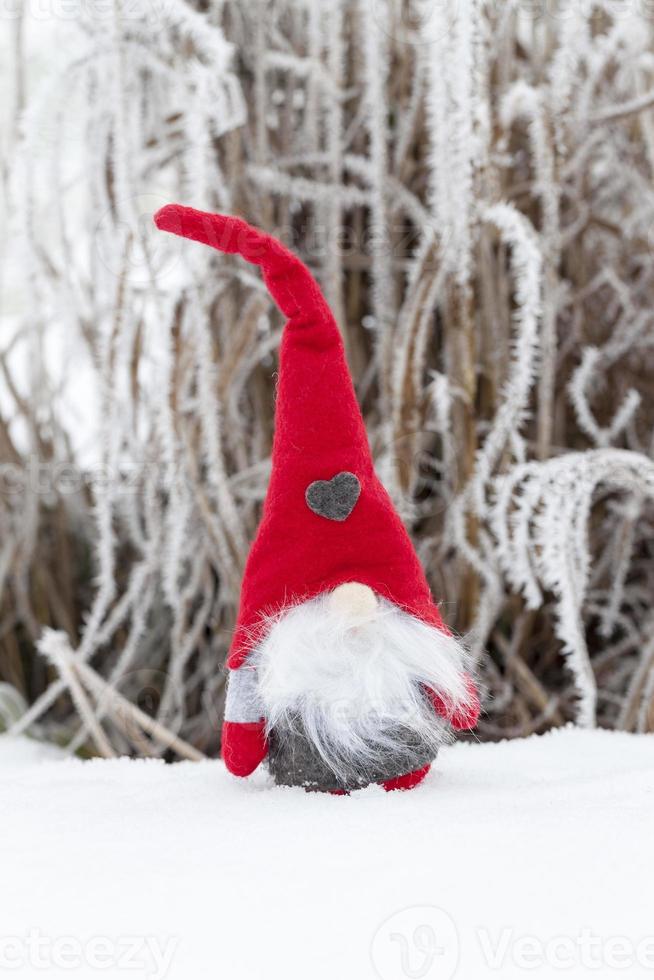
(382, 764, 431, 792)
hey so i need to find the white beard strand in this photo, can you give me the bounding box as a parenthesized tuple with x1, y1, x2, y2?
(254, 595, 475, 783)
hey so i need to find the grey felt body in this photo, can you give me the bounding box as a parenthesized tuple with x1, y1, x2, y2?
(227, 643, 436, 791)
(267, 716, 436, 791)
(305, 471, 361, 522)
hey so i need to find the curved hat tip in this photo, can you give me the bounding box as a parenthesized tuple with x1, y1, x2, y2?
(153, 204, 182, 233)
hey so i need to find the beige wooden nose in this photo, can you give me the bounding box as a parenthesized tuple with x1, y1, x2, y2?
(328, 582, 378, 620)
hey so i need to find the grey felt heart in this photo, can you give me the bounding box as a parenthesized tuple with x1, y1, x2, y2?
(305, 472, 361, 522)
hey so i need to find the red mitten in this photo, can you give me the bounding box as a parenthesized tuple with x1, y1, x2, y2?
(222, 720, 268, 777)
(425, 673, 481, 731)
(382, 764, 431, 793)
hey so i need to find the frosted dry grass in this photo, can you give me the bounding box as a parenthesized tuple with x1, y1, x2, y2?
(1, 0, 654, 757)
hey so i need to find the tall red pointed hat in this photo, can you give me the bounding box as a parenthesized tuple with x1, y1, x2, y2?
(154, 205, 447, 667)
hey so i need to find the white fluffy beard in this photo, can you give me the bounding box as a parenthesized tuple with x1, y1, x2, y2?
(254, 594, 474, 782)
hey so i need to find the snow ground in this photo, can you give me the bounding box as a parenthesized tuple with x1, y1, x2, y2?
(0, 727, 653, 980)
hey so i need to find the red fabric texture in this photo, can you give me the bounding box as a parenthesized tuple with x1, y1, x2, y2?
(425, 673, 481, 730)
(154, 204, 448, 667)
(382, 764, 431, 792)
(221, 720, 268, 777)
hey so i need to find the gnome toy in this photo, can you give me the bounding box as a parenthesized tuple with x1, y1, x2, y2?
(154, 205, 480, 793)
